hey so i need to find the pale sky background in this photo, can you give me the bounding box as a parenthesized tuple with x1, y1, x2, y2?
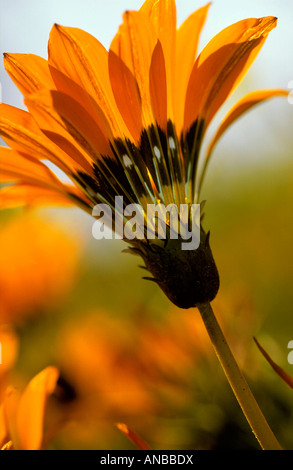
(0, 0, 292, 205)
(1, 0, 293, 99)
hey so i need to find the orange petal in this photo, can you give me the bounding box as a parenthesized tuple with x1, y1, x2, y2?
(142, 0, 176, 120)
(116, 423, 152, 450)
(1, 440, 13, 450)
(108, 50, 142, 141)
(48, 25, 129, 140)
(206, 89, 288, 159)
(0, 147, 64, 188)
(49, 65, 115, 142)
(149, 41, 167, 131)
(0, 403, 9, 448)
(0, 101, 41, 132)
(24, 91, 95, 173)
(0, 103, 77, 175)
(0, 325, 19, 392)
(174, 3, 211, 133)
(2, 388, 20, 449)
(4, 53, 55, 97)
(111, 10, 157, 128)
(184, 16, 277, 132)
(16, 367, 59, 450)
(48, 24, 107, 96)
(0, 184, 74, 210)
(139, 0, 156, 17)
(254, 338, 293, 389)
(50, 90, 112, 158)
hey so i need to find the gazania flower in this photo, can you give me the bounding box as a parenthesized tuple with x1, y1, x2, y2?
(0, 0, 286, 308)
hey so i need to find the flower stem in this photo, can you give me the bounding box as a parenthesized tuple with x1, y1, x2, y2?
(197, 301, 282, 450)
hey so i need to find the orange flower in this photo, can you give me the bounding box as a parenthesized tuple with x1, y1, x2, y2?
(0, 213, 81, 324)
(54, 314, 157, 418)
(0, 325, 19, 399)
(0, 0, 287, 308)
(0, 366, 59, 450)
(53, 309, 212, 422)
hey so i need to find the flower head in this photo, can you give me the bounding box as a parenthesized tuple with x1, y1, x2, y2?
(0, 0, 286, 308)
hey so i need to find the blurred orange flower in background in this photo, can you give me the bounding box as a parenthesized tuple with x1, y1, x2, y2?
(0, 325, 60, 450)
(49, 296, 257, 449)
(0, 365, 60, 450)
(0, 325, 19, 400)
(0, 212, 81, 324)
(54, 313, 159, 419)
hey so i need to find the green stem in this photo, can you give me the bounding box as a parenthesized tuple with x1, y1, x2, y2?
(197, 301, 282, 450)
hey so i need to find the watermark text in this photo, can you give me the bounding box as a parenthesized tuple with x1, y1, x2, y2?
(92, 197, 200, 251)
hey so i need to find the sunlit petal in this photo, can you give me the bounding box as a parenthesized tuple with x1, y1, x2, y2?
(16, 367, 59, 450)
(174, 3, 211, 133)
(48, 25, 130, 139)
(4, 53, 55, 96)
(184, 17, 277, 132)
(197, 89, 288, 196)
(0, 184, 75, 210)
